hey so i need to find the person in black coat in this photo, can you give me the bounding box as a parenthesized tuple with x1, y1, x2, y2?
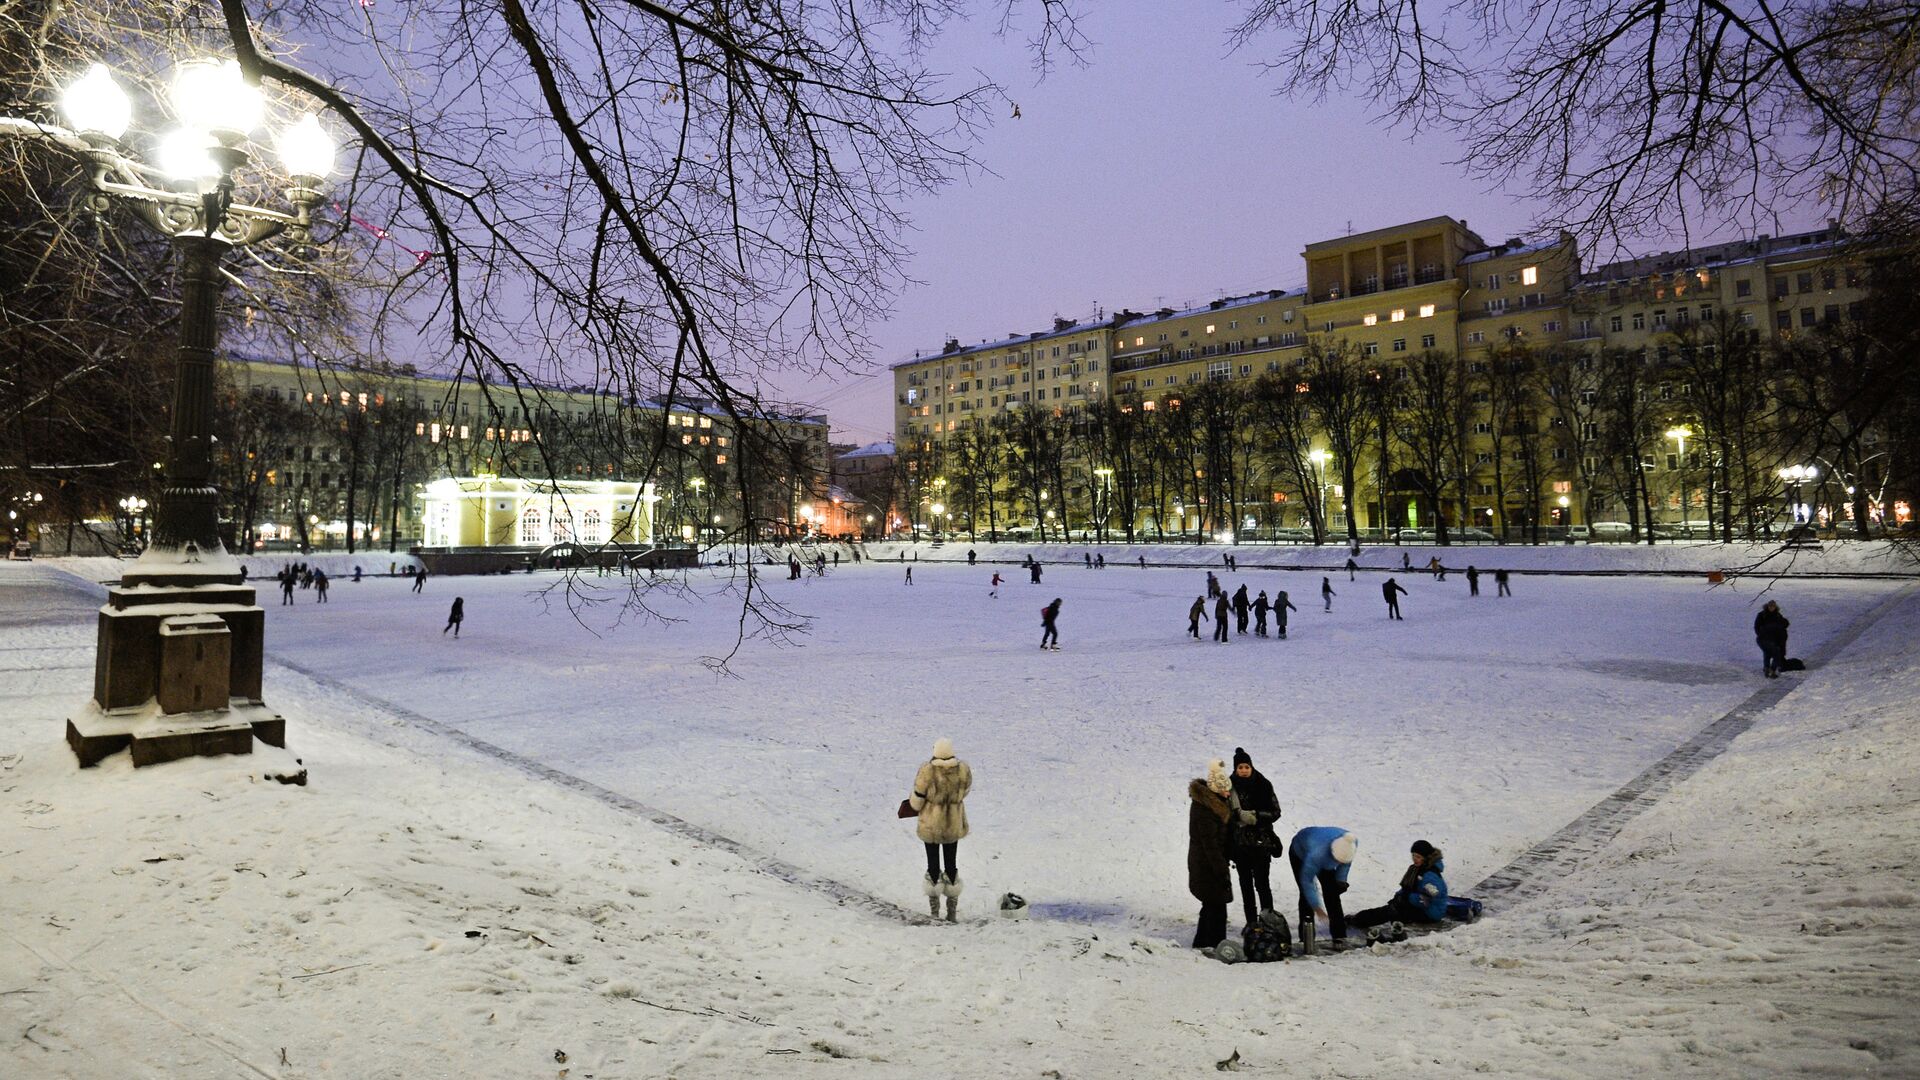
(1754, 600, 1789, 677)
(1040, 597, 1062, 650)
(1382, 577, 1407, 619)
(1273, 590, 1298, 638)
(1466, 566, 1480, 596)
(1212, 592, 1231, 642)
(1251, 591, 1271, 636)
(1228, 747, 1283, 930)
(444, 596, 465, 637)
(1232, 585, 1251, 635)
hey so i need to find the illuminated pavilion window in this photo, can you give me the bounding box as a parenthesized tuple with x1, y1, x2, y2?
(520, 505, 544, 544)
(581, 509, 604, 543)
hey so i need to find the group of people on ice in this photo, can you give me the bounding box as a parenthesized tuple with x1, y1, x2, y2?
(1188, 748, 1451, 957)
(1186, 553, 1518, 635)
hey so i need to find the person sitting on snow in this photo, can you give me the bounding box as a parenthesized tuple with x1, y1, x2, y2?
(1348, 840, 1448, 941)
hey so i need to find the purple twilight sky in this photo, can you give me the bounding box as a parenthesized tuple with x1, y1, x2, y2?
(760, 6, 1563, 446)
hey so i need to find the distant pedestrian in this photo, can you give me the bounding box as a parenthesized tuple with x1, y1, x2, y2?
(990, 572, 1002, 598)
(1274, 590, 1298, 637)
(412, 567, 427, 593)
(1321, 576, 1336, 612)
(1232, 585, 1251, 635)
(1213, 592, 1231, 642)
(1427, 555, 1445, 581)
(1229, 554, 1237, 571)
(1040, 597, 1062, 650)
(1754, 600, 1789, 678)
(1382, 577, 1407, 620)
(967, 549, 977, 566)
(1251, 590, 1271, 637)
(1466, 566, 1480, 597)
(1345, 556, 1358, 582)
(1084, 552, 1093, 568)
(833, 551, 840, 566)
(1138, 555, 1146, 569)
(1223, 552, 1232, 568)
(280, 574, 295, 606)
(1030, 562, 1042, 585)
(1189, 759, 1236, 950)
(1095, 553, 1105, 568)
(905, 565, 914, 585)
(353, 566, 363, 582)
(1495, 568, 1512, 597)
(1188, 596, 1206, 639)
(1206, 571, 1220, 598)
(314, 571, 330, 603)
(1402, 551, 1411, 572)
(443, 596, 464, 637)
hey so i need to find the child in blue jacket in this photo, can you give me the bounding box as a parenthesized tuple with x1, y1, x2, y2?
(1350, 840, 1448, 934)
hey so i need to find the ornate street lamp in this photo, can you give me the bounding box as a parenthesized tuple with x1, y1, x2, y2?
(12, 58, 335, 772)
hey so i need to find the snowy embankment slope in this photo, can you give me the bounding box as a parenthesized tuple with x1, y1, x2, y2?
(2, 561, 1916, 1077)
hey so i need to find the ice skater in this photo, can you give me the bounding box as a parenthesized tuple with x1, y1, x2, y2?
(1273, 590, 1298, 638)
(1345, 555, 1359, 582)
(1251, 590, 1271, 637)
(412, 567, 427, 593)
(905, 565, 914, 585)
(443, 596, 464, 638)
(989, 572, 1002, 598)
(1232, 584, 1250, 635)
(1213, 592, 1231, 643)
(1188, 596, 1206, 639)
(314, 570, 329, 603)
(1040, 597, 1062, 650)
(1289, 826, 1358, 952)
(1321, 576, 1336, 612)
(910, 738, 972, 922)
(280, 573, 295, 606)
(1754, 600, 1789, 678)
(1495, 568, 1512, 597)
(1382, 577, 1407, 620)
(1466, 566, 1480, 596)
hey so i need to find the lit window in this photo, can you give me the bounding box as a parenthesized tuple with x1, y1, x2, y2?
(1419, 304, 1436, 318)
(459, 425, 469, 439)
(520, 506, 543, 544)
(415, 422, 426, 436)
(1390, 309, 1406, 322)
(715, 454, 728, 465)
(1522, 266, 1539, 286)
(1205, 324, 1216, 334)
(1134, 336, 1144, 346)
(1362, 314, 1378, 326)
(682, 434, 693, 445)
(1141, 400, 1157, 412)
(699, 417, 712, 428)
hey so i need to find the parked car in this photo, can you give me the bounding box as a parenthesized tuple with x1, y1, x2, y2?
(1589, 521, 1636, 540)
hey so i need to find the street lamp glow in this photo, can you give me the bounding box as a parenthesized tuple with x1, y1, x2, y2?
(157, 127, 220, 182)
(275, 112, 336, 179)
(1308, 449, 1331, 466)
(170, 59, 262, 139)
(61, 64, 131, 140)
(1665, 427, 1690, 441)
(1557, 495, 1571, 507)
(930, 502, 945, 516)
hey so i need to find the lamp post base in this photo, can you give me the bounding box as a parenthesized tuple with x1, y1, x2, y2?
(66, 700, 290, 773)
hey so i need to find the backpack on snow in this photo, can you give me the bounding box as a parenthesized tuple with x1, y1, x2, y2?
(1240, 908, 1292, 962)
(1446, 896, 1484, 922)
(1780, 657, 1806, 671)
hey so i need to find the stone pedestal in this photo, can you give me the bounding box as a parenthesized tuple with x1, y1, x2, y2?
(67, 547, 287, 771)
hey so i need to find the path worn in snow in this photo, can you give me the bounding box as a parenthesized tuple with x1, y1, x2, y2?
(1472, 583, 1916, 905)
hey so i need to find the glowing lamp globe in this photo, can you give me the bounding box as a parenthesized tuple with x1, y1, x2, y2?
(61, 64, 132, 140)
(170, 60, 262, 138)
(157, 128, 219, 182)
(275, 113, 335, 180)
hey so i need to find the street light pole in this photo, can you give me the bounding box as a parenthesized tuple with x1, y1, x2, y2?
(1666, 427, 1691, 537)
(13, 59, 335, 774)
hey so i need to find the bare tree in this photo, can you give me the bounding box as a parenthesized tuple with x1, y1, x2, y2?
(1249, 371, 1328, 543)
(1305, 347, 1368, 549)
(1232, 0, 1920, 248)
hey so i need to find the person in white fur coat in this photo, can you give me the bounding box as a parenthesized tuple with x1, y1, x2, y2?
(911, 737, 973, 922)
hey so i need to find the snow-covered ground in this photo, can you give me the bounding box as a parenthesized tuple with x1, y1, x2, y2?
(3, 556, 1916, 1077)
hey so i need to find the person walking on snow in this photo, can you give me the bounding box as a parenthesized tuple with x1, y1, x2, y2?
(1188, 596, 1207, 639)
(1084, 552, 1093, 568)
(1040, 597, 1063, 650)
(1213, 592, 1231, 642)
(1382, 577, 1408, 620)
(1402, 551, 1412, 572)
(443, 596, 465, 638)
(1228, 748, 1283, 931)
(1349, 840, 1448, 938)
(1466, 565, 1480, 596)
(967, 549, 977, 565)
(911, 738, 972, 922)
(412, 566, 426, 593)
(990, 572, 1002, 598)
(1030, 562, 1043, 585)
(1232, 585, 1251, 635)
(1273, 590, 1298, 638)
(314, 570, 329, 603)
(280, 572, 296, 606)
(904, 565, 913, 585)
(1345, 556, 1359, 582)
(1251, 591, 1271, 637)
(1321, 576, 1336, 612)
(1754, 600, 1790, 678)
(1495, 568, 1512, 597)
(1206, 571, 1220, 599)
(1188, 759, 1235, 950)
(1289, 826, 1358, 952)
